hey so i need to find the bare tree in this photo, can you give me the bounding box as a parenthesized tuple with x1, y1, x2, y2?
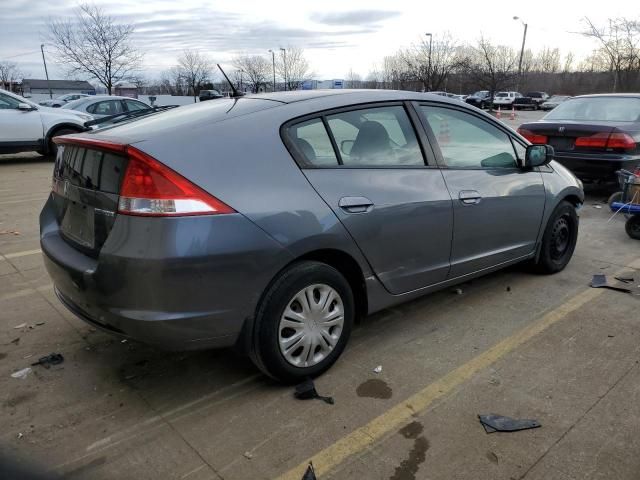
(47, 3, 142, 94)
(276, 47, 311, 90)
(345, 69, 362, 88)
(583, 17, 640, 91)
(466, 37, 518, 108)
(534, 47, 561, 74)
(0, 61, 24, 90)
(178, 50, 213, 102)
(232, 55, 270, 93)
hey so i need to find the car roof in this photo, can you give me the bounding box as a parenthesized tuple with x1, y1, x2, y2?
(243, 89, 464, 105)
(572, 93, 640, 99)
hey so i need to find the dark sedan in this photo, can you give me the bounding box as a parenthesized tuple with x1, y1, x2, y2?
(518, 94, 640, 182)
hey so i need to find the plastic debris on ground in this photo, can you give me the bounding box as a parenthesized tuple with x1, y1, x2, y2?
(31, 353, 64, 369)
(373, 365, 383, 374)
(11, 367, 32, 379)
(243, 451, 253, 460)
(478, 414, 541, 433)
(301, 462, 317, 480)
(590, 274, 632, 293)
(13, 323, 26, 329)
(294, 378, 335, 405)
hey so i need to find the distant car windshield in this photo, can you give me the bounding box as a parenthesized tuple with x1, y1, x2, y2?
(472, 91, 487, 97)
(526, 92, 542, 98)
(545, 97, 640, 122)
(61, 98, 87, 109)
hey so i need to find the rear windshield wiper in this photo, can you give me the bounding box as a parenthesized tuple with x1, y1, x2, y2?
(85, 105, 179, 128)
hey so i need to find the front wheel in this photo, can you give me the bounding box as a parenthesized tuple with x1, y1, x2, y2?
(251, 261, 354, 383)
(532, 201, 579, 274)
(626, 216, 640, 240)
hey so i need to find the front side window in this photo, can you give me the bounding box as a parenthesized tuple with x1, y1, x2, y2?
(87, 100, 123, 115)
(325, 106, 424, 167)
(125, 100, 148, 112)
(421, 106, 518, 169)
(0, 93, 22, 109)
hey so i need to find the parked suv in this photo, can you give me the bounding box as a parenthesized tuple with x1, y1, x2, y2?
(199, 89, 224, 102)
(493, 91, 522, 108)
(41, 90, 583, 382)
(0, 89, 91, 157)
(513, 92, 549, 110)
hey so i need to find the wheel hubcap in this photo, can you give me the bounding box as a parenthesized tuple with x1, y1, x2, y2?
(278, 284, 344, 368)
(550, 215, 571, 260)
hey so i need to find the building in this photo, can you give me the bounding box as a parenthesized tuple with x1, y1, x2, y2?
(21, 79, 96, 96)
(302, 79, 345, 90)
(114, 82, 138, 98)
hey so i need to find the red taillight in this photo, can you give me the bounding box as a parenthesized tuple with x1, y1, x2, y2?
(517, 128, 547, 144)
(53, 136, 235, 217)
(575, 132, 636, 150)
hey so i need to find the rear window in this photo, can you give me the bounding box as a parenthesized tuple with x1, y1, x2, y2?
(55, 145, 126, 193)
(546, 97, 640, 122)
(496, 92, 508, 97)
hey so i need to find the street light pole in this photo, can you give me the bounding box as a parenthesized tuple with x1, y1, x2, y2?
(40, 44, 53, 99)
(513, 16, 528, 91)
(425, 33, 432, 92)
(280, 48, 287, 91)
(268, 49, 276, 92)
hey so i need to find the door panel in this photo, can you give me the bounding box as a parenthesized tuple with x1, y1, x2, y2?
(419, 104, 546, 277)
(0, 93, 43, 143)
(304, 169, 453, 293)
(288, 104, 453, 295)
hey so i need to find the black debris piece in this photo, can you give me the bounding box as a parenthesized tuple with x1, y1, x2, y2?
(614, 276, 635, 284)
(590, 274, 632, 293)
(31, 353, 64, 369)
(294, 379, 334, 405)
(301, 462, 317, 480)
(478, 414, 541, 434)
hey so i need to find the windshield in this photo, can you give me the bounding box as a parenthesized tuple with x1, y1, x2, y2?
(472, 91, 488, 97)
(61, 98, 89, 109)
(2, 90, 38, 108)
(545, 97, 640, 122)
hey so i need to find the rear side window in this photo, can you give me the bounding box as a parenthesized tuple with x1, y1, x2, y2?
(290, 119, 339, 166)
(421, 106, 517, 169)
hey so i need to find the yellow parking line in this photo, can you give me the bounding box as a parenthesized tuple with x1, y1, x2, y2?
(277, 258, 640, 480)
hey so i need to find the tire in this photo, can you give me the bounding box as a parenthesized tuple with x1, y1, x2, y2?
(608, 191, 623, 207)
(532, 201, 579, 274)
(47, 128, 79, 160)
(626, 216, 640, 240)
(251, 261, 355, 383)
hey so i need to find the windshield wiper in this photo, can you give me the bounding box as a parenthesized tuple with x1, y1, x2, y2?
(85, 105, 179, 128)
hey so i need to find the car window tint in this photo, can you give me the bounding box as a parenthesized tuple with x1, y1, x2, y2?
(422, 106, 517, 169)
(0, 93, 21, 109)
(125, 100, 147, 111)
(290, 118, 338, 166)
(327, 106, 424, 167)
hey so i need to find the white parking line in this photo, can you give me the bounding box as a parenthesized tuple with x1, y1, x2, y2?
(2, 249, 42, 259)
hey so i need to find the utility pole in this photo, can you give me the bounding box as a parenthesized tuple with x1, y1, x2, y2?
(513, 16, 528, 91)
(425, 33, 432, 92)
(280, 48, 287, 91)
(40, 44, 53, 99)
(268, 49, 276, 92)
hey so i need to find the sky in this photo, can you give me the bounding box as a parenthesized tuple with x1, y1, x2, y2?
(0, 0, 636, 84)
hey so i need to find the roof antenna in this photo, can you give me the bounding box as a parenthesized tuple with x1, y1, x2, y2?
(217, 64, 243, 98)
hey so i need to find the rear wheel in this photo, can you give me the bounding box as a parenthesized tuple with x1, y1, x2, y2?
(626, 216, 640, 240)
(251, 261, 354, 383)
(47, 128, 79, 160)
(532, 201, 579, 274)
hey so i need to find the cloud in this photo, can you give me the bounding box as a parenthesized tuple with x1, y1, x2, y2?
(310, 10, 402, 26)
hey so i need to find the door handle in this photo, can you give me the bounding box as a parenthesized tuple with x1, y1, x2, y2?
(459, 190, 482, 205)
(339, 196, 374, 214)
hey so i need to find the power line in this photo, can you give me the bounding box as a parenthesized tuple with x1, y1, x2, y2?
(1, 50, 42, 59)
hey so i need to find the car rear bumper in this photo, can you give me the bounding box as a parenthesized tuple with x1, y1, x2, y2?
(40, 195, 292, 351)
(552, 153, 640, 182)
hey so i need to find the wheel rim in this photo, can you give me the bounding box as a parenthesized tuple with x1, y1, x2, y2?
(550, 215, 571, 260)
(630, 220, 640, 235)
(278, 284, 344, 368)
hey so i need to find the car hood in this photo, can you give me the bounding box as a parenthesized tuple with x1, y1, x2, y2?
(38, 105, 93, 122)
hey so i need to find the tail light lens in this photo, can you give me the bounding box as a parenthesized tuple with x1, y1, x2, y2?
(517, 128, 547, 144)
(575, 132, 636, 150)
(53, 136, 234, 217)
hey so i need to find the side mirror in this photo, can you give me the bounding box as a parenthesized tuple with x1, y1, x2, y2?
(17, 103, 35, 111)
(340, 140, 354, 156)
(523, 144, 554, 168)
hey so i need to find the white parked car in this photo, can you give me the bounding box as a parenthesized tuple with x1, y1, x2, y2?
(0, 89, 92, 158)
(39, 93, 91, 108)
(62, 95, 150, 118)
(493, 91, 522, 108)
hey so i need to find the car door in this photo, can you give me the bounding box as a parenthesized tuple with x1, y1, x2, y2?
(284, 103, 453, 295)
(0, 92, 43, 144)
(417, 103, 546, 278)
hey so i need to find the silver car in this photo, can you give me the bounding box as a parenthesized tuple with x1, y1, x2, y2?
(39, 93, 90, 108)
(62, 95, 150, 118)
(40, 90, 584, 382)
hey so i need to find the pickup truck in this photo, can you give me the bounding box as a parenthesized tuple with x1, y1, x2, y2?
(513, 91, 549, 110)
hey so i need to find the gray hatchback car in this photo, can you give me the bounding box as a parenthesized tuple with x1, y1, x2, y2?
(40, 90, 584, 382)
